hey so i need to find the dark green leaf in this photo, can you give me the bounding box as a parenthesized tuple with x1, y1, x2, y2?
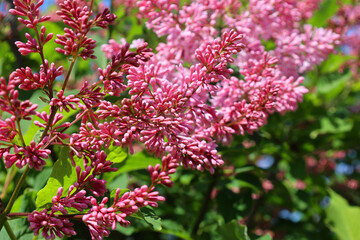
(310, 117, 353, 138)
(9, 189, 36, 238)
(141, 207, 162, 231)
(217, 220, 250, 240)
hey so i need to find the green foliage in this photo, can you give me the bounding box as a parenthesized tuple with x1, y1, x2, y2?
(106, 145, 128, 163)
(135, 207, 162, 231)
(310, 116, 353, 138)
(321, 54, 356, 74)
(217, 220, 251, 240)
(308, 0, 339, 27)
(255, 235, 273, 240)
(325, 190, 360, 240)
(36, 146, 82, 208)
(41, 22, 67, 62)
(115, 151, 161, 175)
(0, 41, 16, 77)
(0, 189, 36, 239)
(0, 1, 359, 240)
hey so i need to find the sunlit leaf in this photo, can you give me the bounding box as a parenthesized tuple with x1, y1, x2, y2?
(36, 146, 82, 208)
(325, 189, 360, 240)
(116, 151, 160, 175)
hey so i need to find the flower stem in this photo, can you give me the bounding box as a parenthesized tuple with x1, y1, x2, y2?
(39, 106, 58, 141)
(15, 118, 26, 147)
(62, 57, 77, 91)
(0, 166, 30, 231)
(0, 167, 17, 200)
(4, 221, 17, 240)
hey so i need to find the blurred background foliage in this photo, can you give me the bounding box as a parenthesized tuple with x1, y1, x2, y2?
(0, 0, 360, 239)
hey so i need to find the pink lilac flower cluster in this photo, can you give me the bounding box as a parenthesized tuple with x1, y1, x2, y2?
(0, 0, 341, 239)
(129, 0, 338, 146)
(83, 186, 164, 239)
(137, 0, 339, 76)
(98, 30, 243, 177)
(329, 3, 360, 77)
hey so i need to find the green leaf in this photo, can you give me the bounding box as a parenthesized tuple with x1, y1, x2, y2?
(41, 22, 67, 62)
(217, 220, 250, 240)
(0, 227, 10, 240)
(0, 41, 16, 77)
(121, 16, 144, 42)
(234, 166, 256, 174)
(255, 234, 273, 240)
(316, 72, 352, 101)
(8, 189, 37, 238)
(216, 188, 252, 222)
(126, 207, 162, 231)
(33, 167, 53, 191)
(321, 54, 356, 74)
(308, 0, 339, 27)
(22, 90, 49, 145)
(235, 173, 262, 191)
(116, 151, 160, 175)
(11, 189, 37, 213)
(116, 224, 136, 236)
(18, 233, 36, 240)
(159, 220, 193, 240)
(310, 117, 353, 139)
(140, 207, 162, 231)
(261, 39, 276, 51)
(92, 34, 109, 70)
(106, 145, 128, 163)
(36, 146, 82, 208)
(33, 129, 44, 144)
(106, 173, 128, 192)
(325, 189, 360, 240)
(158, 229, 193, 240)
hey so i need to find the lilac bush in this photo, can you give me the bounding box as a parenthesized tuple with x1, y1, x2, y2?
(0, 0, 341, 239)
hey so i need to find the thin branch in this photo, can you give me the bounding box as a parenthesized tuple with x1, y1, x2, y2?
(0, 166, 30, 231)
(0, 167, 17, 200)
(4, 221, 17, 240)
(191, 173, 218, 236)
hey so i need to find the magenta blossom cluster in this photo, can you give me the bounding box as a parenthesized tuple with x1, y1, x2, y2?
(113, 0, 339, 147)
(329, 3, 360, 78)
(0, 0, 341, 239)
(137, 0, 339, 77)
(83, 186, 164, 239)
